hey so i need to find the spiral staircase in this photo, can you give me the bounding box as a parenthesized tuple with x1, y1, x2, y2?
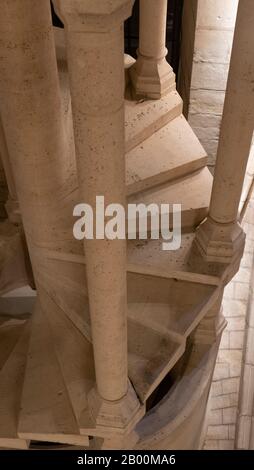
(0, 1, 247, 448)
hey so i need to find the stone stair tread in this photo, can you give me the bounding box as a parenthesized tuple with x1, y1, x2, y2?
(18, 304, 89, 447)
(127, 230, 225, 280)
(44, 157, 211, 256)
(42, 232, 222, 285)
(0, 438, 29, 450)
(32, 280, 207, 416)
(126, 114, 207, 196)
(39, 287, 96, 432)
(125, 90, 182, 153)
(0, 321, 30, 449)
(128, 167, 213, 230)
(35, 256, 91, 341)
(136, 342, 216, 443)
(56, 42, 182, 157)
(128, 317, 185, 402)
(127, 269, 218, 403)
(34, 252, 220, 345)
(6, 280, 219, 437)
(127, 272, 218, 339)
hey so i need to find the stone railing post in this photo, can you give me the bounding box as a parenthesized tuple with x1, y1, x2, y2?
(130, 0, 175, 99)
(53, 0, 142, 432)
(195, 0, 254, 264)
(194, 292, 226, 345)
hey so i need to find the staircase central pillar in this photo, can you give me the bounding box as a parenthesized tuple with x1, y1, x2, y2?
(53, 0, 143, 432)
(0, 0, 70, 277)
(195, 0, 254, 264)
(130, 0, 175, 99)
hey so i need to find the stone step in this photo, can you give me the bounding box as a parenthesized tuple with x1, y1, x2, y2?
(0, 288, 35, 319)
(127, 231, 195, 275)
(127, 232, 225, 282)
(0, 290, 218, 445)
(126, 114, 207, 196)
(38, 287, 96, 430)
(43, 294, 183, 413)
(1, 275, 219, 440)
(128, 261, 220, 287)
(128, 167, 213, 231)
(0, 321, 30, 450)
(34, 249, 219, 344)
(127, 271, 219, 340)
(136, 342, 217, 449)
(48, 152, 211, 256)
(128, 316, 185, 402)
(35, 270, 216, 407)
(34, 256, 91, 341)
(55, 30, 182, 156)
(18, 304, 89, 447)
(32, 279, 185, 410)
(125, 90, 182, 153)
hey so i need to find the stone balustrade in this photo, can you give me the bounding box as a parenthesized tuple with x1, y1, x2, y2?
(130, 0, 175, 99)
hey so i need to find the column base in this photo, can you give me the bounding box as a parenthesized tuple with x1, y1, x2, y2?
(195, 307, 227, 345)
(80, 381, 144, 438)
(130, 53, 175, 99)
(195, 217, 245, 264)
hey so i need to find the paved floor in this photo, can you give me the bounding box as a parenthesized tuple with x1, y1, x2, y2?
(203, 195, 254, 450)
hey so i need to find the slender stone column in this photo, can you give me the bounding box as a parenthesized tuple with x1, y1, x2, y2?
(130, 0, 175, 99)
(195, 0, 254, 263)
(53, 0, 142, 430)
(0, 1, 70, 272)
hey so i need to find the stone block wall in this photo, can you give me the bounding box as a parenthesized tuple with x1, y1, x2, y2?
(203, 192, 254, 450)
(178, 0, 239, 172)
(179, 0, 254, 449)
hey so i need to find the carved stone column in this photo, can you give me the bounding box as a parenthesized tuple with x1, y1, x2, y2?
(130, 0, 175, 99)
(194, 292, 226, 345)
(195, 0, 254, 264)
(53, 0, 142, 432)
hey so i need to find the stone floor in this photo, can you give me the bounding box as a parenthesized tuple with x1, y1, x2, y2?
(203, 194, 254, 450)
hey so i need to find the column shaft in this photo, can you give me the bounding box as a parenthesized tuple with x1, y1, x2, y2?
(130, 0, 175, 99)
(64, 20, 128, 402)
(195, 0, 254, 263)
(139, 0, 168, 59)
(209, 0, 254, 224)
(0, 0, 69, 267)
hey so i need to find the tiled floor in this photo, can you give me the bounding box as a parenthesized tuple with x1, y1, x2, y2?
(203, 196, 254, 450)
